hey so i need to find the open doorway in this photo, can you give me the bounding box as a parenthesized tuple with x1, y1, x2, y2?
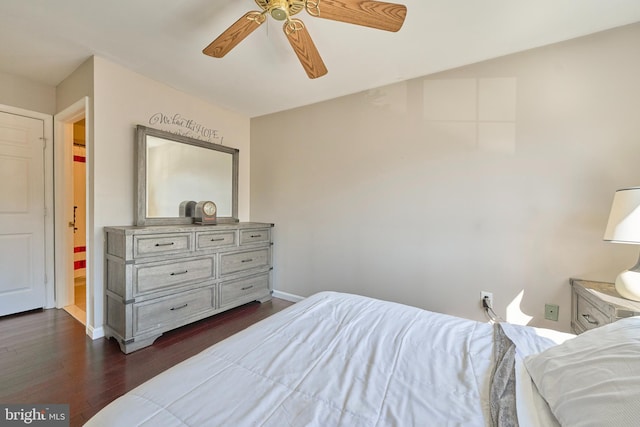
(64, 119, 87, 324)
(54, 97, 91, 332)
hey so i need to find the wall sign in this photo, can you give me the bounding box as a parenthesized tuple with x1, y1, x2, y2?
(148, 112, 224, 143)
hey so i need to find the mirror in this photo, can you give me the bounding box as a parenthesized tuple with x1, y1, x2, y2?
(136, 125, 239, 225)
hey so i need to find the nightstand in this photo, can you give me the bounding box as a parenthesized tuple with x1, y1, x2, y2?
(570, 278, 640, 334)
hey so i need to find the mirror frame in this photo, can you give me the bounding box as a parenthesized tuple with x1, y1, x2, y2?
(135, 125, 239, 226)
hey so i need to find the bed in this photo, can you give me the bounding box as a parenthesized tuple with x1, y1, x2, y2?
(86, 291, 640, 426)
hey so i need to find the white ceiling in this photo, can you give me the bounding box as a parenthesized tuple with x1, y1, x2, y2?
(1, 0, 640, 118)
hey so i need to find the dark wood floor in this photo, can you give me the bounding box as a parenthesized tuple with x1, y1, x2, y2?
(0, 298, 294, 426)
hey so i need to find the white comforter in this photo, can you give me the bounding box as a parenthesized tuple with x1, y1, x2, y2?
(86, 292, 568, 426)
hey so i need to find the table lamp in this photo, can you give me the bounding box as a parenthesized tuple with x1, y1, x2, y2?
(603, 187, 640, 301)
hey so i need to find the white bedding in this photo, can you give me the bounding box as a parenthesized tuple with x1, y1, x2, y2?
(86, 292, 567, 427)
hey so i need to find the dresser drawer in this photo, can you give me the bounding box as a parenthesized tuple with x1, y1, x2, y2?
(134, 233, 192, 258)
(135, 257, 214, 295)
(133, 287, 214, 335)
(239, 228, 270, 245)
(220, 274, 269, 307)
(575, 293, 609, 332)
(196, 230, 236, 250)
(220, 248, 269, 276)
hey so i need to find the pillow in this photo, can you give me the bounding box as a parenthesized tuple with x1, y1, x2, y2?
(524, 317, 640, 427)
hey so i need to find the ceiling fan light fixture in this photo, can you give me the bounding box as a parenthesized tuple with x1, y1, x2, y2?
(270, 7, 288, 21)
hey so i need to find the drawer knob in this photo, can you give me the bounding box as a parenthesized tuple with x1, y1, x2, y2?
(250, 234, 261, 238)
(155, 242, 175, 247)
(582, 314, 599, 325)
(241, 285, 254, 291)
(241, 259, 253, 263)
(170, 270, 189, 276)
(170, 303, 188, 311)
(211, 238, 225, 242)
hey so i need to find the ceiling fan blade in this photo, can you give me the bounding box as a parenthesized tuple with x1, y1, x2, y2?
(203, 11, 266, 58)
(306, 0, 406, 32)
(283, 19, 328, 79)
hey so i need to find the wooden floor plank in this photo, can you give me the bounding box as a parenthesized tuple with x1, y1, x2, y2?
(0, 298, 293, 426)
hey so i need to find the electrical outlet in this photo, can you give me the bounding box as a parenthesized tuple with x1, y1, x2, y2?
(480, 291, 493, 309)
(545, 304, 559, 321)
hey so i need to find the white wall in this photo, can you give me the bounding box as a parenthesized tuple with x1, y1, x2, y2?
(0, 70, 56, 114)
(250, 23, 640, 331)
(56, 58, 94, 113)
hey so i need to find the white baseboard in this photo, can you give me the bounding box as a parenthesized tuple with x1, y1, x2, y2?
(87, 324, 105, 340)
(272, 290, 305, 303)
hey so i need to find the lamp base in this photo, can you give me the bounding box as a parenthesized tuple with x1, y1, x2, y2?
(615, 269, 640, 301)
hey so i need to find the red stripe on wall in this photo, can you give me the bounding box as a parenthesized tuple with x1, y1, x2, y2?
(74, 246, 86, 253)
(74, 155, 86, 163)
(74, 260, 86, 270)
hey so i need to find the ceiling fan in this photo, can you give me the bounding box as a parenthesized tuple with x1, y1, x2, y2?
(203, 0, 407, 79)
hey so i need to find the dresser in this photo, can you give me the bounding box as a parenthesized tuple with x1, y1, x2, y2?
(104, 222, 273, 353)
(569, 278, 640, 334)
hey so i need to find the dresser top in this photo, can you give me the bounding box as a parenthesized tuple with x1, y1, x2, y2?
(570, 278, 640, 312)
(104, 222, 273, 235)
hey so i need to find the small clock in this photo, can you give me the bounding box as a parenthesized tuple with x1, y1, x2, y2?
(194, 201, 217, 224)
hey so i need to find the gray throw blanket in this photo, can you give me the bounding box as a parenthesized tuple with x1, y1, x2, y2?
(490, 324, 519, 427)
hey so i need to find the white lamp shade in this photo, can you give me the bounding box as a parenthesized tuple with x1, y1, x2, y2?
(603, 187, 640, 244)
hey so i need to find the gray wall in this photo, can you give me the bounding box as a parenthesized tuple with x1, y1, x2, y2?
(250, 23, 640, 331)
(0, 70, 55, 114)
(88, 56, 251, 333)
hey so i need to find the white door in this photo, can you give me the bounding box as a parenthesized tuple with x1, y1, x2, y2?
(0, 112, 46, 316)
